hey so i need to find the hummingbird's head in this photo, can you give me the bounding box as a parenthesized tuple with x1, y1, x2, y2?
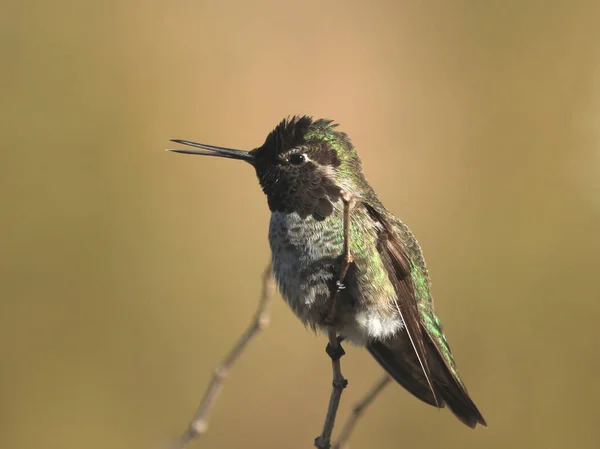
(170, 116, 365, 220)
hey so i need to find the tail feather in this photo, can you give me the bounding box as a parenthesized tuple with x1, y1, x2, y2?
(426, 337, 487, 428)
(367, 338, 438, 407)
(367, 336, 486, 428)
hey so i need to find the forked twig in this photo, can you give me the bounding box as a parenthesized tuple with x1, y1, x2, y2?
(332, 374, 392, 449)
(315, 192, 354, 449)
(170, 264, 275, 449)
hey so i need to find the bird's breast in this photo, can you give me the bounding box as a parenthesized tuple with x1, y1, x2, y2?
(268, 210, 404, 345)
(268, 211, 344, 326)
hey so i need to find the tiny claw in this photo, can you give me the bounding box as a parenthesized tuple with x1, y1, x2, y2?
(335, 280, 346, 291)
(326, 339, 346, 361)
(323, 315, 335, 326)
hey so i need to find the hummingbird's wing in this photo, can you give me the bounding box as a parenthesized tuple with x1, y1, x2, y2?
(363, 202, 486, 428)
(362, 203, 438, 404)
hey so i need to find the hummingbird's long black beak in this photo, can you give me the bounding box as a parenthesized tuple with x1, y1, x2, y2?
(168, 139, 255, 163)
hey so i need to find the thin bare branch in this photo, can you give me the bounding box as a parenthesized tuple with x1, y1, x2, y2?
(170, 264, 275, 449)
(332, 374, 392, 449)
(315, 192, 354, 449)
(314, 330, 348, 449)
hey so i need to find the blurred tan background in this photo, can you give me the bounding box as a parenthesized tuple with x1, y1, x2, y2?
(2, 1, 600, 448)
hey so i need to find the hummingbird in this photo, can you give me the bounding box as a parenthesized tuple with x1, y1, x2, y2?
(169, 116, 486, 428)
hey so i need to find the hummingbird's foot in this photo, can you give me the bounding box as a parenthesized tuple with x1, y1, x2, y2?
(325, 336, 346, 361)
(323, 316, 335, 326)
(323, 191, 355, 331)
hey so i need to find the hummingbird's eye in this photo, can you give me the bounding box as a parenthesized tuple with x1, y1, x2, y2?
(288, 153, 306, 165)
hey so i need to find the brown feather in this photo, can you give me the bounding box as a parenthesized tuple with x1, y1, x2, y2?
(364, 203, 439, 406)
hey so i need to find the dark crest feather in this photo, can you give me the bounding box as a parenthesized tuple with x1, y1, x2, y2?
(259, 115, 313, 159)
